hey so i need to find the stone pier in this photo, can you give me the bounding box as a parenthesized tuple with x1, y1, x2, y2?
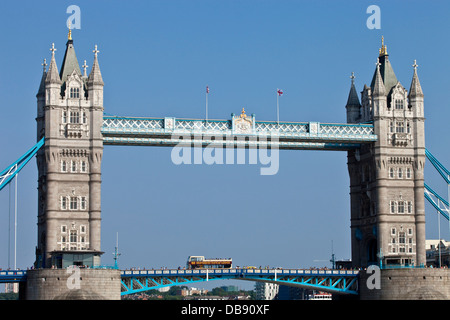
(23, 269, 121, 300)
(359, 268, 450, 300)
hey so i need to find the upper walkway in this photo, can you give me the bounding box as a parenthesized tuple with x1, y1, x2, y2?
(101, 115, 377, 150)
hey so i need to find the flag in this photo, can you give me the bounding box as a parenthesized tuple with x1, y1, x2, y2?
(277, 88, 283, 96)
(206, 86, 210, 94)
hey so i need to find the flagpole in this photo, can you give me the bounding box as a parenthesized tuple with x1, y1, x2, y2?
(206, 85, 209, 121)
(277, 88, 279, 125)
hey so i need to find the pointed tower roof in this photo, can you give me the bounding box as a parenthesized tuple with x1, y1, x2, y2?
(409, 60, 424, 98)
(59, 30, 82, 84)
(346, 72, 361, 107)
(370, 36, 398, 95)
(37, 59, 47, 97)
(372, 58, 386, 96)
(87, 45, 104, 86)
(45, 43, 62, 85)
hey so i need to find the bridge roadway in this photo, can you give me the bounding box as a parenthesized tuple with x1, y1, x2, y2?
(0, 268, 360, 296)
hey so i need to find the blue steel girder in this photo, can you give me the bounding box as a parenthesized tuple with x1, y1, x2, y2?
(101, 116, 377, 151)
(424, 149, 450, 220)
(0, 137, 45, 191)
(120, 269, 360, 296)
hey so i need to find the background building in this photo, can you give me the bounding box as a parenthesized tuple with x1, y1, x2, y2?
(254, 282, 279, 300)
(426, 239, 450, 267)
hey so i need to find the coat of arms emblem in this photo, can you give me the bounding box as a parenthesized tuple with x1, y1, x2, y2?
(234, 108, 253, 134)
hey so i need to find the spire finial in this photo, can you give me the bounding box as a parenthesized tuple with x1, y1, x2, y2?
(93, 45, 99, 58)
(413, 59, 418, 70)
(350, 72, 355, 84)
(42, 58, 47, 73)
(82, 60, 88, 77)
(68, 21, 72, 40)
(379, 35, 387, 56)
(50, 43, 57, 57)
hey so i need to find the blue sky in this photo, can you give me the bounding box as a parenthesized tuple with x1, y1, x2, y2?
(1, 0, 450, 290)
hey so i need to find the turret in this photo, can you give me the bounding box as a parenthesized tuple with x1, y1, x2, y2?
(372, 58, 387, 118)
(36, 59, 47, 141)
(408, 60, 424, 118)
(87, 45, 104, 105)
(345, 72, 361, 123)
(45, 43, 62, 106)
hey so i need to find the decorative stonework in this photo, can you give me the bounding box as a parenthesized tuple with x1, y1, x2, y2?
(233, 108, 253, 134)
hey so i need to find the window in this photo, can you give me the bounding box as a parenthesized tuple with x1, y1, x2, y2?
(407, 201, 413, 214)
(398, 201, 405, 214)
(389, 122, 395, 133)
(396, 122, 405, 133)
(398, 168, 403, 179)
(62, 111, 67, 123)
(70, 111, 80, 123)
(399, 232, 406, 244)
(395, 99, 404, 110)
(70, 87, 80, 99)
(80, 225, 86, 233)
(390, 201, 397, 214)
(61, 225, 67, 233)
(406, 168, 412, 179)
(61, 197, 67, 210)
(389, 168, 395, 178)
(391, 227, 396, 235)
(61, 160, 67, 172)
(62, 236, 66, 243)
(70, 197, 78, 210)
(80, 197, 87, 210)
(408, 228, 413, 235)
(82, 112, 87, 124)
(390, 122, 395, 133)
(71, 160, 77, 173)
(81, 161, 87, 173)
(406, 122, 411, 133)
(70, 230, 77, 243)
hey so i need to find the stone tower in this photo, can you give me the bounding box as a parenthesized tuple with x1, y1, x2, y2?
(35, 30, 104, 268)
(346, 38, 426, 268)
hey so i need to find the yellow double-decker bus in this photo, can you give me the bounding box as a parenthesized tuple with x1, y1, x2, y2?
(186, 256, 232, 269)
